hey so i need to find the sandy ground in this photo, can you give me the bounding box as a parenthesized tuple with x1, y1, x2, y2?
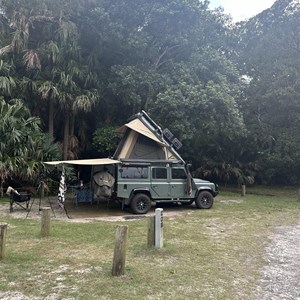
(255, 222, 300, 300)
(0, 196, 186, 222)
(0, 197, 69, 221)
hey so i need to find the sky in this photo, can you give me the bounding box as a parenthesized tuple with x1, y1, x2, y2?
(209, 0, 277, 22)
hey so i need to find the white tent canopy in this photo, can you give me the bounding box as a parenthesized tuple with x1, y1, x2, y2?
(44, 158, 120, 166)
(116, 118, 165, 145)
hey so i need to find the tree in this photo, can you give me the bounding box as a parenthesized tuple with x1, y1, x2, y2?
(0, 0, 100, 159)
(0, 0, 255, 185)
(0, 98, 59, 193)
(235, 0, 300, 183)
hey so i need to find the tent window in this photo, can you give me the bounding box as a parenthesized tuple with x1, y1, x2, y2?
(120, 167, 148, 179)
(152, 168, 167, 179)
(130, 135, 165, 159)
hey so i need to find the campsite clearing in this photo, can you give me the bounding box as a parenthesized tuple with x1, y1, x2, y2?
(0, 186, 300, 299)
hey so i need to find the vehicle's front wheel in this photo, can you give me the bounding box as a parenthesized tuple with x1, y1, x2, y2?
(195, 191, 214, 209)
(130, 194, 152, 214)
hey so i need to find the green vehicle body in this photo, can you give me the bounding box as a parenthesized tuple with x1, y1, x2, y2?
(112, 159, 218, 214)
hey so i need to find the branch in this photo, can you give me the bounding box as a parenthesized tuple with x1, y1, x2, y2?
(154, 44, 180, 70)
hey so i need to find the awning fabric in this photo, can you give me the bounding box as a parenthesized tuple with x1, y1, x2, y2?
(117, 119, 164, 145)
(44, 158, 120, 166)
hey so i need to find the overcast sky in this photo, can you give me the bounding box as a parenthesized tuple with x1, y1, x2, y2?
(209, 0, 276, 22)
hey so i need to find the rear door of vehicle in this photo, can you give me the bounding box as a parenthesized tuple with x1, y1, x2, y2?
(150, 166, 170, 199)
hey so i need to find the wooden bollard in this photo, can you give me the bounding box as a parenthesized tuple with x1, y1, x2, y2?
(147, 216, 155, 248)
(41, 207, 51, 237)
(112, 225, 128, 276)
(241, 185, 246, 196)
(0, 223, 8, 260)
(155, 208, 163, 248)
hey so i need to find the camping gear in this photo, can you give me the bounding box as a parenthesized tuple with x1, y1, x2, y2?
(58, 165, 67, 208)
(74, 187, 93, 206)
(7, 187, 31, 212)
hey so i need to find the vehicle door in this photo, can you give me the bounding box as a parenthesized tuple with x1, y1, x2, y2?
(150, 166, 170, 199)
(170, 167, 189, 198)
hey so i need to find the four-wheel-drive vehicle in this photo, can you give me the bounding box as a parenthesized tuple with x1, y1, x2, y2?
(46, 110, 219, 214)
(112, 159, 218, 214)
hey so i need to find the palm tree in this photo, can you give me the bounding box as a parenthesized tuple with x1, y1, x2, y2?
(0, 98, 59, 195)
(38, 81, 59, 139)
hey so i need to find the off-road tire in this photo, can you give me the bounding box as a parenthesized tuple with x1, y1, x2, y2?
(195, 191, 213, 209)
(130, 193, 151, 214)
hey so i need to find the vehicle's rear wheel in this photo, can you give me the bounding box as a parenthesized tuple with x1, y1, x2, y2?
(130, 194, 152, 214)
(195, 191, 213, 209)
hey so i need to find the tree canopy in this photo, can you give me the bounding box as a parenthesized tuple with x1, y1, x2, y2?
(1, 0, 300, 185)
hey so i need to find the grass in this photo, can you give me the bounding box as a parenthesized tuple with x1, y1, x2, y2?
(1, 186, 300, 299)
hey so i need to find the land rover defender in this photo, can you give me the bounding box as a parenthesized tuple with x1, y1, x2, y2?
(114, 159, 218, 214)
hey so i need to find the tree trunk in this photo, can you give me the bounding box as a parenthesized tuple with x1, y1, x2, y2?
(69, 114, 75, 137)
(0, 179, 3, 198)
(63, 113, 70, 160)
(48, 98, 54, 139)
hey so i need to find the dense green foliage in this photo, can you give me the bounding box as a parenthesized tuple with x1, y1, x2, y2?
(0, 98, 59, 187)
(0, 0, 299, 185)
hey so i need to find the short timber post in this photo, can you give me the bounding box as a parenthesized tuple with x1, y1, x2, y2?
(147, 216, 155, 247)
(112, 225, 128, 276)
(41, 207, 51, 237)
(40, 181, 45, 199)
(0, 223, 8, 260)
(241, 184, 246, 197)
(155, 208, 163, 249)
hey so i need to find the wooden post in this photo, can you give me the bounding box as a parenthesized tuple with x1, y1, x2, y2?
(298, 189, 300, 202)
(112, 225, 128, 276)
(41, 207, 51, 237)
(0, 223, 8, 260)
(241, 185, 246, 196)
(40, 181, 45, 198)
(155, 208, 163, 248)
(147, 216, 155, 248)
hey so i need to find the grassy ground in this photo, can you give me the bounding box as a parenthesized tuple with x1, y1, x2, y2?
(0, 186, 300, 299)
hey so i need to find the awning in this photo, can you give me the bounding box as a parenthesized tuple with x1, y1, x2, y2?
(44, 158, 120, 166)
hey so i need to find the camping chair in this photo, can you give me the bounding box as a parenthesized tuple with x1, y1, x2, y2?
(74, 187, 93, 206)
(7, 186, 31, 213)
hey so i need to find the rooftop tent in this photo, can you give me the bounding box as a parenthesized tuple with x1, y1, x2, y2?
(114, 111, 184, 162)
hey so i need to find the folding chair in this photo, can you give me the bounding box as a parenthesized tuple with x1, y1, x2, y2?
(74, 188, 93, 206)
(7, 187, 31, 213)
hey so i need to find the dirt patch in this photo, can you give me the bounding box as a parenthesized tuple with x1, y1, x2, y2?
(255, 222, 300, 299)
(0, 196, 189, 223)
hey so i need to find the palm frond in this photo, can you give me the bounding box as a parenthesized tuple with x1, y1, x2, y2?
(38, 81, 59, 100)
(0, 45, 13, 56)
(23, 50, 41, 70)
